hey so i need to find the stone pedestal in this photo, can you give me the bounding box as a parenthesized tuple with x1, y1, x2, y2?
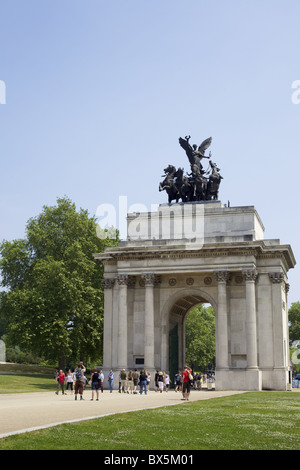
(216, 369, 262, 391)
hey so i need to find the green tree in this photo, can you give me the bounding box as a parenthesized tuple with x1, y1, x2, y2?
(0, 196, 118, 369)
(185, 304, 215, 372)
(289, 302, 300, 375)
(289, 302, 300, 344)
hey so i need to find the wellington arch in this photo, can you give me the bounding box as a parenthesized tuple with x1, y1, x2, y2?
(94, 201, 296, 391)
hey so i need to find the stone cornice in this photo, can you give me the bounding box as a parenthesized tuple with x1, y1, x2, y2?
(94, 240, 296, 271)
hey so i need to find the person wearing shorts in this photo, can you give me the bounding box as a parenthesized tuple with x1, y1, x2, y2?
(158, 371, 164, 393)
(74, 362, 86, 400)
(90, 368, 99, 401)
(182, 365, 192, 400)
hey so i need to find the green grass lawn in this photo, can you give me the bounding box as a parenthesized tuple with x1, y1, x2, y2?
(0, 363, 56, 393)
(0, 374, 56, 394)
(0, 391, 299, 450)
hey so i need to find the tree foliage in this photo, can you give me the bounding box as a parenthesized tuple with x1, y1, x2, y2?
(185, 304, 215, 372)
(0, 197, 118, 368)
(289, 302, 300, 344)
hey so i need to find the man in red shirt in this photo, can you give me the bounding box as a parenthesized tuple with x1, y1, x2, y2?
(56, 370, 66, 395)
(181, 365, 192, 401)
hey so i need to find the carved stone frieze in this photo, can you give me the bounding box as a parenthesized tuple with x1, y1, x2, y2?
(235, 275, 244, 284)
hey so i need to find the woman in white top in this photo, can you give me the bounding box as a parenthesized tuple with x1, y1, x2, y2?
(66, 369, 74, 394)
(164, 373, 171, 392)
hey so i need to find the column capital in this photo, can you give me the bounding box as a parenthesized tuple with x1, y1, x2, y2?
(127, 276, 136, 289)
(214, 271, 231, 283)
(116, 274, 129, 286)
(102, 278, 115, 289)
(141, 273, 160, 286)
(242, 269, 258, 282)
(285, 283, 290, 294)
(269, 272, 284, 284)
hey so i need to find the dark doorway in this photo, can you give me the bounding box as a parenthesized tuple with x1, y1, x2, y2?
(169, 324, 178, 387)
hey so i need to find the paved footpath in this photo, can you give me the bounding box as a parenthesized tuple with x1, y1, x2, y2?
(0, 389, 243, 438)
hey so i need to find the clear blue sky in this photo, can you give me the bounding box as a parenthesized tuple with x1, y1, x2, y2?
(0, 0, 299, 304)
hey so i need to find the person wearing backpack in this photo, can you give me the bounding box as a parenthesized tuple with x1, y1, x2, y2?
(74, 362, 86, 400)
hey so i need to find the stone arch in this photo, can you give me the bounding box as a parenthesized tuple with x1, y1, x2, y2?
(160, 287, 217, 378)
(97, 202, 295, 391)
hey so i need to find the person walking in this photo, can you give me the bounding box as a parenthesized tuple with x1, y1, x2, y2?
(98, 369, 104, 393)
(55, 369, 66, 395)
(158, 371, 164, 393)
(108, 369, 114, 393)
(146, 371, 151, 392)
(181, 365, 192, 401)
(74, 362, 86, 400)
(66, 369, 74, 394)
(174, 371, 181, 392)
(127, 370, 133, 394)
(154, 370, 159, 391)
(120, 369, 127, 393)
(132, 369, 139, 394)
(90, 368, 100, 401)
(139, 370, 148, 395)
(164, 372, 171, 392)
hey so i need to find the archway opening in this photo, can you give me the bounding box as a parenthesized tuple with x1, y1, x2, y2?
(168, 293, 216, 386)
(185, 303, 216, 376)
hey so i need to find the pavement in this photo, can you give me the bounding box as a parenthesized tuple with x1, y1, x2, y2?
(0, 388, 244, 439)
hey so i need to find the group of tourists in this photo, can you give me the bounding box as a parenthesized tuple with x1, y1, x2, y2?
(55, 363, 214, 401)
(108, 368, 151, 395)
(174, 371, 215, 391)
(55, 362, 104, 400)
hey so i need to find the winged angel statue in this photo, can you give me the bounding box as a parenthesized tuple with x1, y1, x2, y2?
(159, 135, 223, 203)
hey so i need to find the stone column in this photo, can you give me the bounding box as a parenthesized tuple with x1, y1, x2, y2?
(214, 271, 230, 370)
(101, 278, 115, 369)
(243, 269, 258, 369)
(116, 274, 129, 370)
(269, 272, 286, 369)
(141, 273, 156, 370)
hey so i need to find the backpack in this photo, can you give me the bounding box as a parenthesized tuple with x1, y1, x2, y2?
(75, 368, 82, 380)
